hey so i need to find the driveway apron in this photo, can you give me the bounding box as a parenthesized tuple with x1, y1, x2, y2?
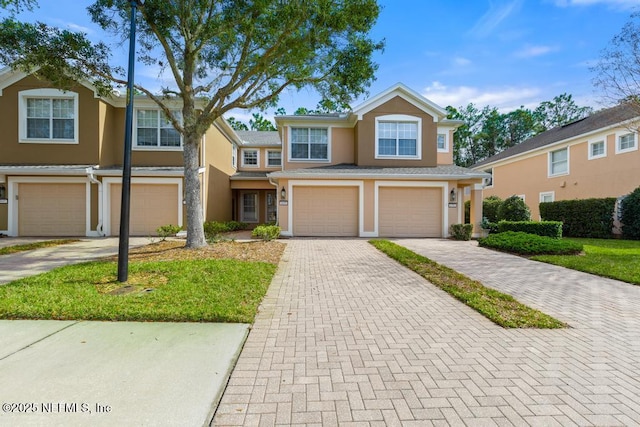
(214, 238, 640, 426)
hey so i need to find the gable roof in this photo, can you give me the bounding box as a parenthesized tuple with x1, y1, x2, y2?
(473, 102, 640, 169)
(352, 83, 449, 121)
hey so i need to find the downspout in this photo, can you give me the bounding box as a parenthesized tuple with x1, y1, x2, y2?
(86, 166, 105, 236)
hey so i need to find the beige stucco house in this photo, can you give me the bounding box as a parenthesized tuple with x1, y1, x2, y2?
(472, 103, 640, 219)
(0, 72, 487, 238)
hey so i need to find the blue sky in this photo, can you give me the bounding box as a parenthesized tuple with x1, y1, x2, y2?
(9, 0, 639, 122)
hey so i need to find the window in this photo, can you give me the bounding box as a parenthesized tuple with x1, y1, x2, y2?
(437, 133, 447, 151)
(617, 132, 637, 154)
(588, 139, 606, 160)
(375, 115, 421, 159)
(135, 109, 182, 148)
(540, 192, 554, 203)
(241, 193, 258, 222)
(267, 150, 282, 167)
(290, 128, 328, 161)
(266, 192, 277, 223)
(19, 89, 78, 143)
(549, 148, 568, 176)
(242, 149, 259, 167)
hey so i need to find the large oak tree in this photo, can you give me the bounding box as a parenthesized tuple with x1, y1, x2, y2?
(0, 0, 383, 247)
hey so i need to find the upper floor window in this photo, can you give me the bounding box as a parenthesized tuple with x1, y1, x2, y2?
(242, 149, 259, 167)
(588, 139, 606, 160)
(290, 128, 328, 161)
(19, 89, 79, 144)
(375, 115, 421, 159)
(549, 147, 569, 176)
(135, 109, 182, 149)
(616, 132, 637, 154)
(267, 150, 282, 167)
(437, 133, 447, 152)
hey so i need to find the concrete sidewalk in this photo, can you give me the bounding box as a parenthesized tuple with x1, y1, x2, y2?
(0, 238, 151, 285)
(0, 320, 248, 427)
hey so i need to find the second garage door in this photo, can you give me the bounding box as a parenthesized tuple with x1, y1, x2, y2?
(378, 187, 442, 237)
(18, 183, 86, 236)
(293, 186, 358, 237)
(110, 183, 179, 236)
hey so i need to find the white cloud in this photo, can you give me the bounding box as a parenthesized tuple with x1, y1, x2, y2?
(453, 57, 472, 67)
(468, 0, 524, 37)
(552, 0, 639, 10)
(422, 81, 542, 111)
(514, 45, 558, 58)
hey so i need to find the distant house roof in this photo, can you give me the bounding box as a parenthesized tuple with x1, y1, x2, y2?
(473, 102, 640, 169)
(269, 164, 488, 180)
(235, 131, 281, 147)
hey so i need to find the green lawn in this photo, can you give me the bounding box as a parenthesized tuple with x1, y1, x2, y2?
(532, 238, 640, 285)
(0, 239, 79, 255)
(370, 240, 566, 329)
(0, 258, 276, 323)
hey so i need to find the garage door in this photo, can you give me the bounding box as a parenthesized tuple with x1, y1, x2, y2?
(18, 183, 86, 236)
(293, 186, 358, 237)
(378, 187, 442, 237)
(111, 183, 179, 236)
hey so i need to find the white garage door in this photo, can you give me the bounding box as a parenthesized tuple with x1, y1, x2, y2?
(111, 183, 179, 236)
(293, 186, 358, 237)
(18, 183, 86, 236)
(378, 187, 442, 237)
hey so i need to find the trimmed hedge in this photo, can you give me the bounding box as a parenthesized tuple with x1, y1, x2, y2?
(621, 187, 640, 240)
(251, 225, 281, 241)
(540, 198, 616, 238)
(450, 223, 473, 240)
(496, 220, 563, 239)
(203, 220, 249, 238)
(478, 231, 583, 256)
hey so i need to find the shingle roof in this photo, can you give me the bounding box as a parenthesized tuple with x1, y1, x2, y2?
(269, 164, 488, 180)
(230, 171, 271, 180)
(235, 131, 281, 146)
(473, 102, 640, 168)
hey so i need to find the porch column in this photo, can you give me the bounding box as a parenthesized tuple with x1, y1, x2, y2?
(469, 183, 484, 238)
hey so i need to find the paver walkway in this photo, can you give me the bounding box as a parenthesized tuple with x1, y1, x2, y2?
(214, 239, 640, 426)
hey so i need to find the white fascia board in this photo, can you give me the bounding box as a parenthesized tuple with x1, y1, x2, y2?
(0, 166, 90, 175)
(352, 83, 448, 121)
(94, 169, 184, 177)
(269, 172, 489, 181)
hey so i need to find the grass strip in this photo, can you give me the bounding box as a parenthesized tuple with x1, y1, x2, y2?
(0, 239, 80, 255)
(370, 239, 566, 329)
(0, 258, 276, 323)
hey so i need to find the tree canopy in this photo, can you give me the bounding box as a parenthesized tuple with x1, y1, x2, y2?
(0, 0, 383, 247)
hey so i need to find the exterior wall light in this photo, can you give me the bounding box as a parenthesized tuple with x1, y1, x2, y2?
(449, 188, 457, 203)
(281, 187, 287, 200)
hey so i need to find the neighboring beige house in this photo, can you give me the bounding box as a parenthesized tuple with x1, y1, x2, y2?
(0, 72, 487, 238)
(472, 103, 640, 219)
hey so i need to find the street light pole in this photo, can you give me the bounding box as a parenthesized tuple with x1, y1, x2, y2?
(117, 0, 141, 283)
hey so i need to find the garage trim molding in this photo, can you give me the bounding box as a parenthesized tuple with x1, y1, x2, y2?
(282, 179, 364, 237)
(374, 181, 449, 238)
(102, 177, 183, 236)
(7, 176, 94, 237)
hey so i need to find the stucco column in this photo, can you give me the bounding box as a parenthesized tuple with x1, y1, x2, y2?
(469, 183, 484, 238)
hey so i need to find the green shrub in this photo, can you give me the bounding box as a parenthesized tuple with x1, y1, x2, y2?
(449, 223, 473, 240)
(497, 195, 531, 221)
(203, 221, 250, 239)
(478, 231, 583, 255)
(621, 187, 640, 240)
(540, 198, 616, 238)
(483, 196, 502, 223)
(251, 225, 281, 241)
(156, 224, 182, 241)
(480, 217, 499, 234)
(226, 221, 249, 231)
(496, 221, 562, 239)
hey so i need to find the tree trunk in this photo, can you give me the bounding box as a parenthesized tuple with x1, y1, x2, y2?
(183, 136, 207, 248)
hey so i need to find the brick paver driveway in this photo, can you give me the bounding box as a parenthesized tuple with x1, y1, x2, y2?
(214, 239, 640, 426)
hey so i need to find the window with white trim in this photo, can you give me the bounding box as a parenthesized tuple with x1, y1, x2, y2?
(242, 149, 259, 167)
(375, 115, 421, 159)
(437, 133, 447, 151)
(290, 128, 328, 161)
(540, 192, 554, 203)
(617, 132, 637, 153)
(19, 89, 79, 143)
(135, 109, 182, 148)
(588, 139, 606, 160)
(241, 192, 258, 222)
(266, 150, 281, 167)
(549, 148, 568, 176)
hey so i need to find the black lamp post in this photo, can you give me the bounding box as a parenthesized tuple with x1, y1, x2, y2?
(117, 0, 142, 283)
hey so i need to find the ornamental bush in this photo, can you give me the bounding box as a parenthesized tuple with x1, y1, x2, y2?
(496, 221, 562, 239)
(621, 187, 640, 240)
(497, 195, 531, 222)
(203, 220, 249, 239)
(483, 196, 502, 223)
(449, 223, 473, 240)
(156, 224, 182, 240)
(251, 225, 281, 241)
(540, 198, 616, 238)
(478, 231, 583, 256)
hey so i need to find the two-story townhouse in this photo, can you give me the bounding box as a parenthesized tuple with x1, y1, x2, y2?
(472, 103, 640, 220)
(267, 84, 488, 238)
(0, 68, 236, 237)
